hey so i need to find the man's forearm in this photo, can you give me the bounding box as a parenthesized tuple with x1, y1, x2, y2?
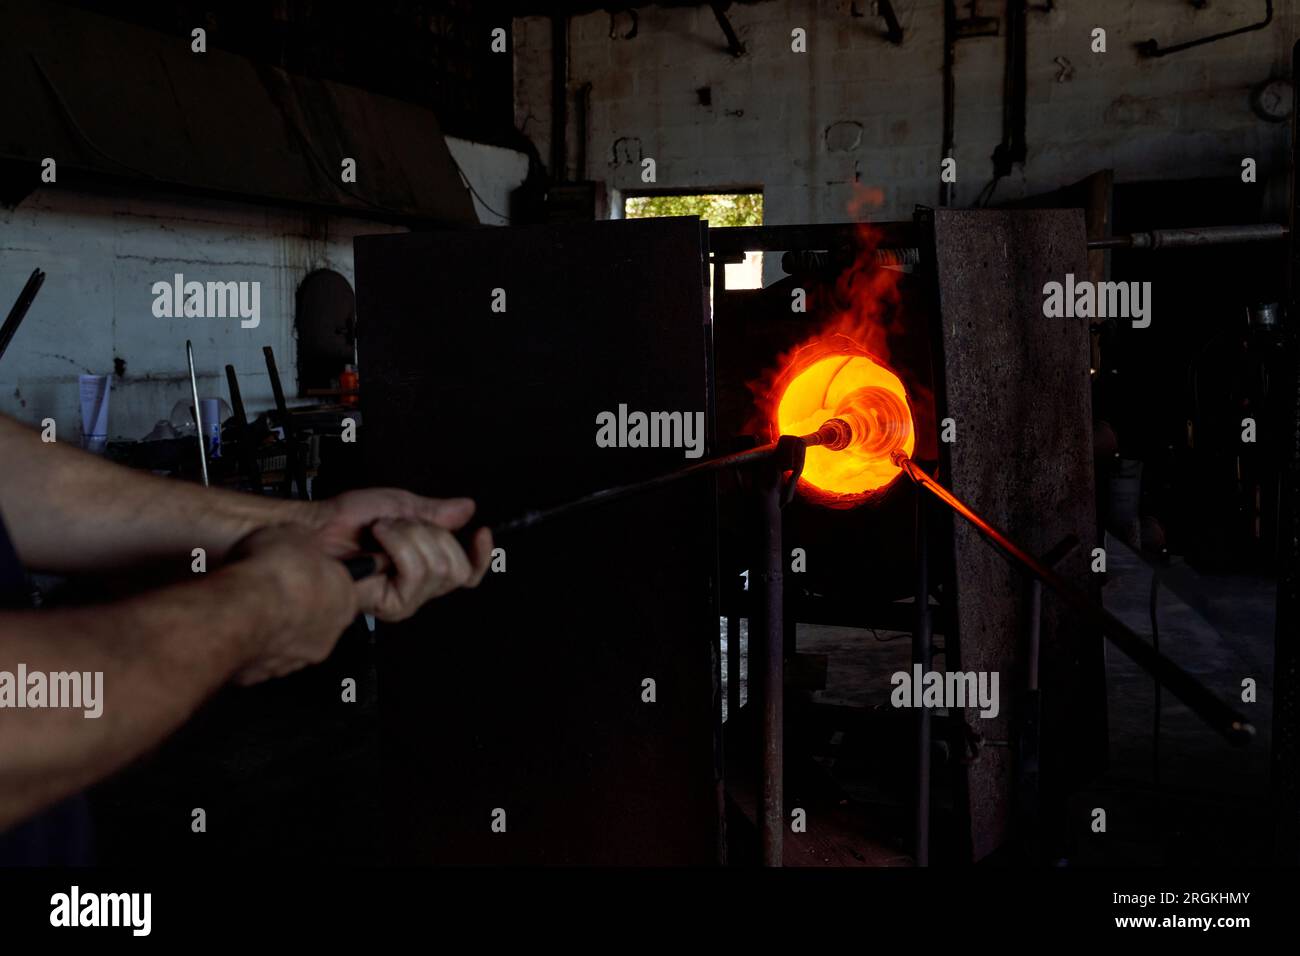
(0, 565, 274, 831)
(0, 414, 307, 573)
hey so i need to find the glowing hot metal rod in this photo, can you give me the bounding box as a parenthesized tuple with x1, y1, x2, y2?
(340, 423, 846, 582)
(889, 451, 1254, 747)
(482, 422, 850, 539)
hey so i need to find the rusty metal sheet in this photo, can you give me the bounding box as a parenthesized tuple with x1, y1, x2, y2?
(926, 208, 1104, 861)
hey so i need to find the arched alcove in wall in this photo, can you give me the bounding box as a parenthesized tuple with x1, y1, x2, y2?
(295, 269, 356, 397)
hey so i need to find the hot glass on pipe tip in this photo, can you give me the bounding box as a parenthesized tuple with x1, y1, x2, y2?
(800, 417, 854, 450)
(833, 385, 912, 459)
(797, 390, 913, 464)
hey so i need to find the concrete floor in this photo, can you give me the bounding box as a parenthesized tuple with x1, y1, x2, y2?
(1079, 533, 1275, 865)
(723, 531, 1279, 864)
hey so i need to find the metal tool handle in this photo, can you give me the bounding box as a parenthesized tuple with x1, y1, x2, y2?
(342, 555, 382, 580)
(345, 531, 485, 581)
(186, 340, 209, 488)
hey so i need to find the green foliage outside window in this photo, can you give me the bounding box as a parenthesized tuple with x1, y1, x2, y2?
(624, 193, 763, 227)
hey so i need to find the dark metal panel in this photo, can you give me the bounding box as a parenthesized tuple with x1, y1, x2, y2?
(1272, 38, 1300, 864)
(0, 0, 474, 223)
(356, 218, 719, 863)
(927, 208, 1103, 861)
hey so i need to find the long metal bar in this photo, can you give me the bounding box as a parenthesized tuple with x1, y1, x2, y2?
(263, 346, 305, 499)
(1026, 580, 1042, 693)
(549, 15, 567, 182)
(185, 339, 209, 488)
(1018, 534, 1076, 860)
(494, 443, 778, 537)
(1088, 223, 1288, 250)
(940, 0, 956, 207)
(225, 363, 262, 493)
(894, 455, 1255, 746)
(1138, 0, 1273, 58)
(912, 490, 932, 866)
(708, 224, 1287, 261)
(1272, 43, 1300, 864)
(489, 423, 844, 539)
(706, 222, 917, 256)
(0, 268, 45, 364)
(990, 0, 1028, 178)
(726, 613, 740, 722)
(708, 1, 746, 56)
(877, 0, 904, 44)
(754, 459, 784, 866)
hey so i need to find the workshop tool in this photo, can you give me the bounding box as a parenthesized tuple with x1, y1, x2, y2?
(263, 345, 307, 500)
(336, 426, 826, 584)
(185, 339, 209, 488)
(225, 364, 263, 492)
(343, 555, 381, 580)
(489, 423, 841, 538)
(0, 268, 45, 364)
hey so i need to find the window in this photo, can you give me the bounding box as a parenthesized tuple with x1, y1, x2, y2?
(623, 191, 764, 290)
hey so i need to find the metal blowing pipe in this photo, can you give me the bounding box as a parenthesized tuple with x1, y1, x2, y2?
(861, 224, 1289, 266)
(491, 442, 782, 537)
(356, 440, 812, 578)
(492, 425, 840, 538)
(893, 455, 1255, 746)
(185, 339, 209, 488)
(1087, 223, 1289, 250)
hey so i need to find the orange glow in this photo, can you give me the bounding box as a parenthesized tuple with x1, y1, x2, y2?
(770, 336, 914, 506)
(751, 207, 916, 508)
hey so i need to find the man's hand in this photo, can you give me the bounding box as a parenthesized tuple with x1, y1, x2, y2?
(355, 520, 492, 621)
(304, 489, 492, 621)
(223, 526, 361, 685)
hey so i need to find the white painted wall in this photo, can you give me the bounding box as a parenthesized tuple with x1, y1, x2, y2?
(0, 132, 533, 444)
(446, 135, 531, 225)
(0, 187, 406, 441)
(516, 0, 1298, 282)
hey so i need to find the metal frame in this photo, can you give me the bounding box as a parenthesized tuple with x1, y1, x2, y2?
(1271, 39, 1300, 865)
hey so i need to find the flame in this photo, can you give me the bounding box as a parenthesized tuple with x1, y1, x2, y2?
(753, 213, 916, 508)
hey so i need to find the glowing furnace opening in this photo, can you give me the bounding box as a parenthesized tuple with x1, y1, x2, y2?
(773, 349, 915, 506)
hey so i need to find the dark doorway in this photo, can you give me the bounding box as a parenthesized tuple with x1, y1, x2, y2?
(295, 269, 356, 397)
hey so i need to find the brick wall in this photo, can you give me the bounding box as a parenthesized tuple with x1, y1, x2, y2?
(515, 1, 1298, 236)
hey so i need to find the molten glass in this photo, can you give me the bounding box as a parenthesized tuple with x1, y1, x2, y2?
(772, 341, 915, 506)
